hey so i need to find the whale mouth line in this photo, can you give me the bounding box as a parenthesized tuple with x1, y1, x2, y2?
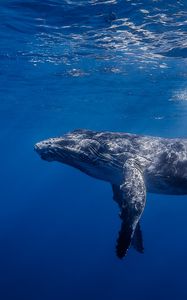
(34, 142, 53, 161)
(34, 141, 70, 163)
(34, 143, 41, 152)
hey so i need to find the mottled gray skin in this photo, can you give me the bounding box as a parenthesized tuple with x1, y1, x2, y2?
(35, 129, 187, 258)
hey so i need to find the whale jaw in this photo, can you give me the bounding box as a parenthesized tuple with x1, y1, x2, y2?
(34, 141, 54, 162)
(34, 136, 88, 169)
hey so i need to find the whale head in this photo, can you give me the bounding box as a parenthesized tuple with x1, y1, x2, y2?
(34, 129, 108, 172)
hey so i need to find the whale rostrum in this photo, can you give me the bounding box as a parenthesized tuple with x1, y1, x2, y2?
(35, 129, 187, 258)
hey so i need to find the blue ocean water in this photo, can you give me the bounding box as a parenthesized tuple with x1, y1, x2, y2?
(1, 0, 187, 299)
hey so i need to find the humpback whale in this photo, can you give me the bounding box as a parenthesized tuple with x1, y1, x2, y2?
(35, 129, 187, 258)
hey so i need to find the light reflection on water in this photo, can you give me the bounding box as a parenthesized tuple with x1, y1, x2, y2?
(2, 0, 186, 140)
(1, 0, 187, 67)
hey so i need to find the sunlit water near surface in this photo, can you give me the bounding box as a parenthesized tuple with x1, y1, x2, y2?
(1, 0, 187, 299)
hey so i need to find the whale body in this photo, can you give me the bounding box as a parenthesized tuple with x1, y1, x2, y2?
(35, 129, 187, 258)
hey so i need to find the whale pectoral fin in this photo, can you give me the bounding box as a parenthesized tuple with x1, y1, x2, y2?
(131, 222, 144, 253)
(116, 220, 143, 258)
(112, 159, 146, 258)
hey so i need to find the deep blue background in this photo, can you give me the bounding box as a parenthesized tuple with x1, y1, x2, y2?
(1, 0, 187, 299)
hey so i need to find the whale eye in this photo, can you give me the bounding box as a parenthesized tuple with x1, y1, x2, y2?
(89, 140, 100, 149)
(87, 140, 101, 154)
(79, 139, 99, 148)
